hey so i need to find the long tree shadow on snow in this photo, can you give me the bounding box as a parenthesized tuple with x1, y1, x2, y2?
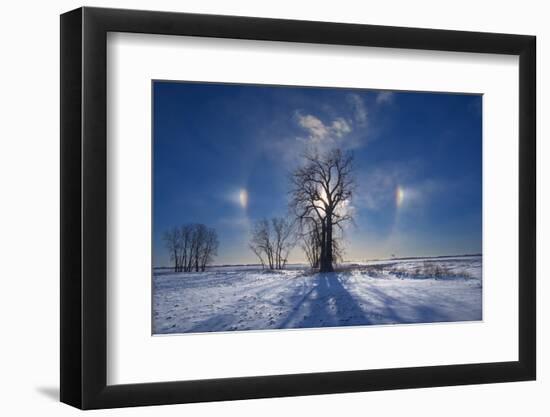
(358, 283, 451, 324)
(280, 273, 372, 329)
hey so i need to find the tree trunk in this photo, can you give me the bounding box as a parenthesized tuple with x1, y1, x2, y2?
(319, 220, 327, 272)
(319, 213, 334, 273)
(173, 250, 179, 273)
(325, 212, 334, 272)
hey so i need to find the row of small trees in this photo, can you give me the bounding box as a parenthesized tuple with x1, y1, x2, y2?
(163, 223, 219, 272)
(249, 217, 295, 270)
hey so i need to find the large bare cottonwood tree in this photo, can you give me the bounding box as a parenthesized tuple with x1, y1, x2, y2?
(290, 148, 354, 272)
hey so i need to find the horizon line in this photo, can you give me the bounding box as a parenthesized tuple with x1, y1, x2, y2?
(152, 252, 482, 269)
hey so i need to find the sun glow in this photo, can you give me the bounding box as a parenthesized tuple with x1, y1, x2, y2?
(313, 187, 329, 217)
(239, 189, 248, 209)
(318, 187, 329, 205)
(396, 186, 405, 207)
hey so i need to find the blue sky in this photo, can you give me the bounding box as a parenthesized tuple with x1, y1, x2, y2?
(153, 81, 482, 266)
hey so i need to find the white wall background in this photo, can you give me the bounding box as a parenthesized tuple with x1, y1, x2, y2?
(0, 0, 545, 415)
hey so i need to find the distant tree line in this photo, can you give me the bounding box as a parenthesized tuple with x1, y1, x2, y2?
(163, 223, 219, 272)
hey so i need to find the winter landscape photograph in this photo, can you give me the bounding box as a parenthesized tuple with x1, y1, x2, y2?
(152, 81, 482, 335)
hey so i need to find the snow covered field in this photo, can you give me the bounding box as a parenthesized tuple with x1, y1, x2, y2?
(153, 256, 482, 334)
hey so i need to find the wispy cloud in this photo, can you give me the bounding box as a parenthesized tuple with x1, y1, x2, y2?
(296, 112, 352, 142)
(347, 93, 368, 126)
(331, 118, 353, 137)
(357, 162, 450, 216)
(376, 91, 394, 105)
(358, 167, 407, 211)
(294, 111, 366, 155)
(356, 163, 421, 211)
(398, 179, 446, 210)
(263, 94, 372, 166)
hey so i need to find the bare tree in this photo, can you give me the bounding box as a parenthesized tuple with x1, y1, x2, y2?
(272, 217, 296, 269)
(249, 219, 275, 269)
(249, 242, 267, 269)
(299, 217, 344, 269)
(331, 231, 345, 265)
(163, 223, 219, 272)
(193, 224, 208, 272)
(290, 148, 354, 272)
(163, 226, 182, 272)
(177, 224, 193, 272)
(301, 218, 321, 269)
(249, 217, 295, 270)
(199, 227, 219, 272)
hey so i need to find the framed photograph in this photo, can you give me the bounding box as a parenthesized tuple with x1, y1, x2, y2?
(60, 7, 536, 409)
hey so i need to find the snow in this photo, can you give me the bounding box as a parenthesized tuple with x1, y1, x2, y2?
(153, 256, 482, 334)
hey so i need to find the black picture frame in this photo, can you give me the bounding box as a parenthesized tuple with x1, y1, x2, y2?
(60, 6, 536, 410)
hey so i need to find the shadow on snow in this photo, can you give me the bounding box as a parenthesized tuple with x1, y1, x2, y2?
(279, 273, 372, 329)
